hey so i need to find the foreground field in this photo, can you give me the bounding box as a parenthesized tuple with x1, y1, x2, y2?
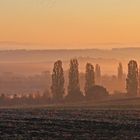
(0, 107, 140, 140)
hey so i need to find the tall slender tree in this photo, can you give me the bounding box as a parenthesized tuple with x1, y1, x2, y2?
(126, 60, 138, 96)
(85, 63, 95, 97)
(66, 59, 83, 101)
(138, 66, 140, 95)
(118, 62, 123, 81)
(51, 60, 65, 102)
(95, 64, 101, 85)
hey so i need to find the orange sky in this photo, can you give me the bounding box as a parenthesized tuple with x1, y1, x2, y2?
(0, 0, 140, 49)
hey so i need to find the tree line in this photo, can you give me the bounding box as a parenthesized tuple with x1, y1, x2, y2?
(51, 58, 108, 103)
(51, 59, 140, 103)
(0, 59, 139, 106)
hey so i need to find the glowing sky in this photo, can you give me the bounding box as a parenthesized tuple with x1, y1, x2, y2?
(0, 0, 140, 49)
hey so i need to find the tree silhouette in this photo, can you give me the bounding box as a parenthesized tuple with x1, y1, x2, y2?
(138, 66, 140, 95)
(95, 64, 101, 85)
(118, 62, 123, 81)
(85, 63, 95, 97)
(66, 59, 83, 102)
(126, 60, 138, 96)
(51, 60, 65, 102)
(86, 85, 109, 100)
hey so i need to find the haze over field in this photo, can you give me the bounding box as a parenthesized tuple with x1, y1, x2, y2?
(0, 47, 139, 75)
(0, 0, 140, 100)
(1, 1, 140, 139)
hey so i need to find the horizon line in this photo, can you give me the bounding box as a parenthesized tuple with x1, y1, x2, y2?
(0, 47, 140, 51)
(1, 41, 140, 46)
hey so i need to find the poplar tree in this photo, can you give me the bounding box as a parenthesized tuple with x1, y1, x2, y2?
(95, 64, 101, 85)
(138, 67, 140, 95)
(51, 60, 65, 102)
(118, 62, 123, 81)
(126, 60, 138, 96)
(66, 59, 83, 101)
(85, 63, 95, 97)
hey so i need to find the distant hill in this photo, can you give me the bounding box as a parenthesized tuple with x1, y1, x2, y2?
(0, 48, 138, 74)
(0, 48, 139, 62)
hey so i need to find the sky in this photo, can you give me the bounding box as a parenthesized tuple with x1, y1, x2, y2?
(0, 0, 140, 49)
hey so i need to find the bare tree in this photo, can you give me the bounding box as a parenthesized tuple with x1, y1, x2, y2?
(126, 60, 138, 96)
(51, 60, 65, 102)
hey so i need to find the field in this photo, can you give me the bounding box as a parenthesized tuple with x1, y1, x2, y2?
(0, 107, 140, 140)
